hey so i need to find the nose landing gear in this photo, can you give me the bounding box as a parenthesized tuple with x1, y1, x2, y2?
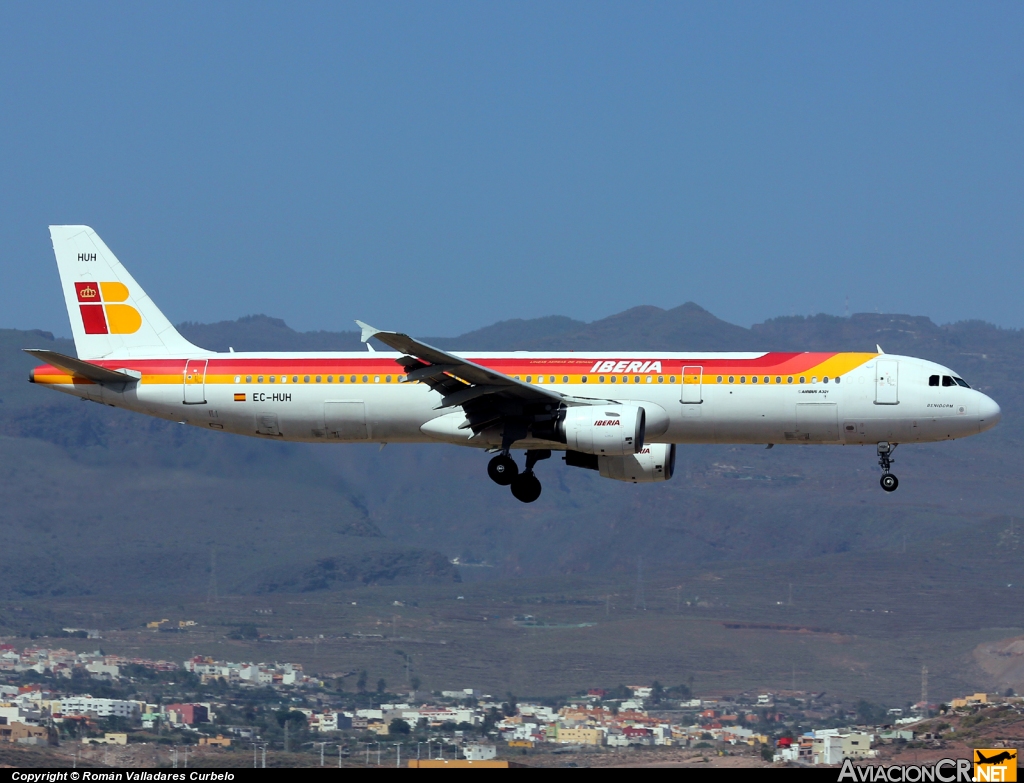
(488, 449, 550, 502)
(877, 442, 898, 492)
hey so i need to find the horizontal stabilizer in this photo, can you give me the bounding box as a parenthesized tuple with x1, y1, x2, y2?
(24, 349, 139, 385)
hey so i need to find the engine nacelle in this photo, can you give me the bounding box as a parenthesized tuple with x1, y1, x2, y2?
(599, 443, 676, 483)
(558, 405, 645, 455)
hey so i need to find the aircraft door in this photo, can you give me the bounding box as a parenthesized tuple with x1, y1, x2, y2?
(875, 360, 899, 404)
(325, 401, 368, 440)
(183, 359, 208, 404)
(681, 366, 703, 404)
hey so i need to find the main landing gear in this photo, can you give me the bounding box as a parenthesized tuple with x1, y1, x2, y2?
(488, 450, 550, 503)
(877, 442, 899, 492)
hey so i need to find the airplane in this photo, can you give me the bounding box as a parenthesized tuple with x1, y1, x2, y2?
(976, 751, 1016, 765)
(26, 226, 1001, 503)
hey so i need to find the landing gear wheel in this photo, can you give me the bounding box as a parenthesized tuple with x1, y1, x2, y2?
(510, 472, 542, 503)
(880, 474, 899, 492)
(487, 455, 519, 486)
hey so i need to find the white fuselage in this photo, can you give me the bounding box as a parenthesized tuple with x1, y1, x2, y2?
(33, 350, 1000, 449)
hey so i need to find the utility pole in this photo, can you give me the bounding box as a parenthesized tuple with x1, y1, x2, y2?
(284, 720, 289, 753)
(921, 665, 928, 710)
(396, 743, 401, 768)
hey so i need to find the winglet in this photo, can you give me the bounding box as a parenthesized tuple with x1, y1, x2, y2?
(355, 320, 381, 344)
(876, 344, 885, 354)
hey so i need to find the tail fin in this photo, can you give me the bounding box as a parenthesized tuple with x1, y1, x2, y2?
(49, 226, 205, 360)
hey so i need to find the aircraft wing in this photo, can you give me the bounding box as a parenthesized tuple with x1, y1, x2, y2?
(24, 349, 140, 385)
(355, 322, 621, 446)
(356, 320, 579, 410)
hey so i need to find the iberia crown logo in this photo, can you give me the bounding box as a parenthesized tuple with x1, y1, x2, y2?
(74, 281, 142, 335)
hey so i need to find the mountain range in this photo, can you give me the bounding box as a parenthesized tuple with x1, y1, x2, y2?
(0, 303, 1019, 600)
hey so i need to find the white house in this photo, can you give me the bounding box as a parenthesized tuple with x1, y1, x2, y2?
(464, 744, 497, 761)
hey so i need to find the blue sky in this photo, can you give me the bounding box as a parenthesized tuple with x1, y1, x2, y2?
(2, 2, 1022, 338)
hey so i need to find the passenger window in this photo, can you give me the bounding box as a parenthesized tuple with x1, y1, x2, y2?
(269, 376, 276, 383)
(728, 376, 734, 383)
(775, 377, 781, 384)
(740, 376, 746, 384)
(823, 377, 829, 384)
(361, 376, 367, 383)
(581, 376, 588, 383)
(385, 375, 391, 383)
(929, 375, 939, 386)
(751, 376, 758, 384)
(658, 376, 664, 383)
(327, 376, 333, 383)
(942, 376, 956, 387)
(811, 376, 817, 384)
(526, 376, 532, 383)
(954, 377, 970, 388)
(316, 376, 322, 383)
(799, 377, 805, 384)
(835, 377, 841, 384)
(350, 376, 356, 383)
(599, 376, 605, 383)
(374, 376, 380, 383)
(646, 376, 653, 383)
(303, 375, 310, 383)
(610, 376, 616, 383)
(787, 376, 793, 384)
(668, 376, 675, 383)
(717, 376, 723, 383)
(245, 375, 252, 383)
(562, 376, 568, 383)
(257, 376, 264, 383)
(763, 376, 769, 384)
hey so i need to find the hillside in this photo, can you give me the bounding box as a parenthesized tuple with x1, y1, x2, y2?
(2, 304, 1020, 599)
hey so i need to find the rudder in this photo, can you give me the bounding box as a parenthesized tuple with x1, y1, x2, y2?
(49, 225, 205, 360)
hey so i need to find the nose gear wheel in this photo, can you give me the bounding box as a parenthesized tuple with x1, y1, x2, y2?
(877, 442, 898, 492)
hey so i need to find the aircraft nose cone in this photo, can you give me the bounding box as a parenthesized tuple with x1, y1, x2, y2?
(978, 394, 1001, 432)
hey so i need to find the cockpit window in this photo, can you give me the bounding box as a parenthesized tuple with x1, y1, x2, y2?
(942, 376, 956, 387)
(954, 377, 970, 388)
(929, 375, 939, 386)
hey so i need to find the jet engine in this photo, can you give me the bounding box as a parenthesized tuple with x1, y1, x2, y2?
(565, 443, 676, 483)
(557, 405, 645, 455)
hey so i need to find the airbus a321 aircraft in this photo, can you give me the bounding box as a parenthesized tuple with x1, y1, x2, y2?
(27, 227, 1001, 503)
